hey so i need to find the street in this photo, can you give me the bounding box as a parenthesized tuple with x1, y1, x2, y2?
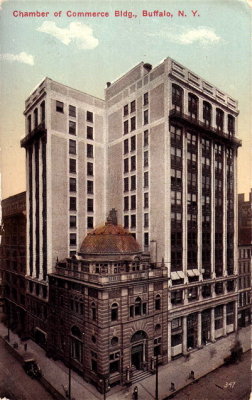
(0, 339, 53, 400)
(170, 350, 251, 400)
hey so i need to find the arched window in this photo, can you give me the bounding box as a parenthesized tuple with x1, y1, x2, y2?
(172, 84, 183, 113)
(111, 303, 118, 321)
(111, 336, 119, 346)
(91, 302, 96, 321)
(155, 323, 161, 331)
(155, 294, 161, 310)
(203, 101, 212, 127)
(131, 330, 148, 343)
(228, 114, 235, 136)
(216, 108, 224, 131)
(188, 93, 198, 120)
(135, 297, 142, 316)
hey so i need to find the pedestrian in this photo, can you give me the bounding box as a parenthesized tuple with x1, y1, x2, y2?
(24, 343, 27, 351)
(133, 385, 138, 400)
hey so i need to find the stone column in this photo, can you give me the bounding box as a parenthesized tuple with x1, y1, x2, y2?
(182, 316, 187, 353)
(223, 304, 227, 336)
(210, 308, 215, 342)
(197, 312, 202, 347)
(168, 321, 172, 362)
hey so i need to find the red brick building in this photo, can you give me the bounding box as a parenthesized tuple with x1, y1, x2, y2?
(0, 192, 27, 335)
(47, 213, 168, 392)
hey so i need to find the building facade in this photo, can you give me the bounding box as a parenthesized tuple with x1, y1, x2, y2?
(18, 57, 242, 387)
(47, 214, 168, 391)
(21, 79, 106, 341)
(238, 190, 251, 327)
(0, 192, 27, 335)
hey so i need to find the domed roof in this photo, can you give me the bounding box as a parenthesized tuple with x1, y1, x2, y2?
(79, 221, 141, 256)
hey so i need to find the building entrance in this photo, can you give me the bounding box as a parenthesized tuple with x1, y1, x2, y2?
(131, 344, 143, 369)
(130, 330, 148, 370)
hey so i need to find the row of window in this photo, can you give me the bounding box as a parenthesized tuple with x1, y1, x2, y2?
(171, 281, 235, 305)
(56, 101, 93, 123)
(172, 84, 235, 134)
(90, 295, 162, 322)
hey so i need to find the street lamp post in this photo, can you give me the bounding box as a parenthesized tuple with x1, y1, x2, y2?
(7, 301, 10, 342)
(155, 354, 159, 400)
(68, 337, 71, 400)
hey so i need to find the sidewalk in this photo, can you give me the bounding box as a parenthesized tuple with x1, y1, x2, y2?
(0, 322, 250, 400)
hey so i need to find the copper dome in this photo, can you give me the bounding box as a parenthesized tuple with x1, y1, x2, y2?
(79, 222, 141, 256)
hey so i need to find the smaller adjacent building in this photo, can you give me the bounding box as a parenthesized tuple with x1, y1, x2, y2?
(47, 212, 168, 392)
(238, 190, 252, 327)
(0, 192, 27, 335)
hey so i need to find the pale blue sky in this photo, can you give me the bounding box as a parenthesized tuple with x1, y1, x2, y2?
(0, 0, 251, 198)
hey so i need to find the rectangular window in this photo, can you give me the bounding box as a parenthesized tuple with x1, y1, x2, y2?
(87, 111, 93, 122)
(70, 215, 76, 228)
(69, 139, 76, 155)
(87, 198, 93, 212)
(131, 195, 136, 210)
(144, 130, 149, 147)
(143, 92, 149, 106)
(144, 213, 149, 228)
(124, 158, 129, 173)
(130, 100, 136, 113)
(124, 104, 129, 116)
(144, 151, 148, 167)
(131, 136, 136, 151)
(69, 159, 76, 173)
(131, 215, 136, 228)
(144, 172, 149, 188)
(124, 215, 129, 228)
(131, 175, 136, 191)
(144, 192, 149, 208)
(69, 177, 76, 192)
(87, 144, 93, 158)
(124, 139, 129, 154)
(131, 116, 136, 131)
(124, 197, 129, 211)
(144, 110, 148, 125)
(87, 126, 93, 140)
(131, 155, 136, 171)
(124, 177, 129, 192)
(144, 232, 149, 247)
(56, 101, 64, 113)
(69, 121, 76, 135)
(70, 233, 76, 246)
(124, 120, 129, 135)
(87, 162, 93, 176)
(87, 217, 93, 229)
(87, 180, 93, 194)
(69, 105, 76, 117)
(69, 197, 76, 211)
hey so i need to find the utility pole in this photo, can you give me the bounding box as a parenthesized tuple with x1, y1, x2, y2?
(7, 302, 10, 342)
(68, 338, 71, 399)
(155, 354, 158, 400)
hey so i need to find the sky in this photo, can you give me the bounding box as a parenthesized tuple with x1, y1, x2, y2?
(0, 0, 251, 199)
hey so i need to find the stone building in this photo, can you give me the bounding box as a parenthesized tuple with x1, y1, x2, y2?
(47, 213, 168, 391)
(238, 189, 251, 327)
(19, 57, 241, 383)
(0, 192, 27, 335)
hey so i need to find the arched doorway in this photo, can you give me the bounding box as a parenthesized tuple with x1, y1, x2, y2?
(130, 330, 148, 370)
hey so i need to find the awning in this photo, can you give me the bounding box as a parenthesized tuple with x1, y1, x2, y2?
(171, 271, 184, 280)
(187, 269, 200, 277)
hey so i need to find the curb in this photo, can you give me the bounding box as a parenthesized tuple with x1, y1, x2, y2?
(0, 335, 66, 400)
